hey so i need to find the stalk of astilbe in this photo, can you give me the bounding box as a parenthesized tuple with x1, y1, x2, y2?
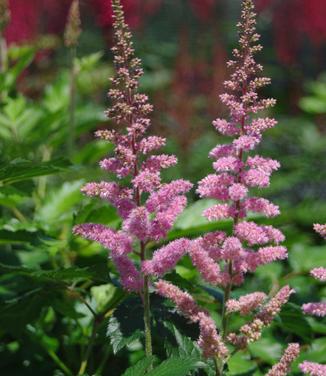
(0, 0, 10, 73)
(154, 0, 293, 372)
(299, 224, 326, 376)
(73, 0, 192, 357)
(65, 0, 81, 156)
(265, 343, 300, 376)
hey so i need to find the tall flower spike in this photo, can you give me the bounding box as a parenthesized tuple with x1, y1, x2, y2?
(188, 0, 289, 366)
(64, 0, 81, 48)
(300, 224, 326, 375)
(196, 0, 285, 288)
(266, 343, 300, 376)
(155, 280, 228, 360)
(73, 0, 192, 357)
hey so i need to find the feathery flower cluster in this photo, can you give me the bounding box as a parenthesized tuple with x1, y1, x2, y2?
(266, 343, 300, 376)
(73, 0, 192, 292)
(299, 225, 326, 375)
(228, 286, 294, 348)
(156, 280, 228, 359)
(226, 292, 267, 315)
(0, 0, 10, 31)
(301, 225, 326, 317)
(64, 0, 81, 48)
(300, 362, 326, 376)
(194, 0, 286, 289)
(151, 1, 293, 365)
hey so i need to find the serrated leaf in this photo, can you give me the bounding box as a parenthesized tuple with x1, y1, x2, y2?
(278, 303, 312, 341)
(36, 180, 83, 224)
(228, 352, 256, 375)
(0, 263, 110, 284)
(107, 316, 142, 354)
(147, 357, 199, 376)
(0, 158, 71, 186)
(122, 356, 157, 376)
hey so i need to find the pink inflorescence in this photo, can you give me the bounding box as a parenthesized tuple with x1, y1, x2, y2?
(73, 0, 192, 292)
(300, 361, 326, 376)
(301, 225, 326, 318)
(226, 292, 267, 315)
(228, 286, 294, 348)
(193, 0, 287, 291)
(313, 224, 326, 239)
(311, 267, 326, 282)
(299, 224, 326, 372)
(155, 280, 228, 360)
(266, 343, 300, 376)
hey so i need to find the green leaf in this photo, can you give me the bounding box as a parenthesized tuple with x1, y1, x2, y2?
(278, 303, 313, 341)
(0, 46, 35, 90)
(0, 289, 50, 335)
(122, 356, 157, 376)
(249, 337, 282, 364)
(175, 199, 216, 229)
(168, 324, 201, 359)
(289, 244, 326, 272)
(0, 158, 71, 186)
(228, 352, 256, 375)
(146, 357, 199, 376)
(107, 316, 142, 354)
(35, 180, 83, 225)
(0, 263, 110, 284)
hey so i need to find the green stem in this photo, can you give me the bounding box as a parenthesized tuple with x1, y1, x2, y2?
(68, 46, 77, 156)
(0, 30, 8, 73)
(214, 356, 222, 376)
(94, 345, 111, 375)
(143, 273, 152, 358)
(47, 350, 74, 376)
(221, 261, 233, 340)
(140, 241, 152, 359)
(77, 320, 98, 376)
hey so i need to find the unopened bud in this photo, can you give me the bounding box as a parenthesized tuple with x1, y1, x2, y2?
(64, 0, 81, 47)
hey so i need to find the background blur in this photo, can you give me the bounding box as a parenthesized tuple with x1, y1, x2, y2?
(1, 1, 326, 375)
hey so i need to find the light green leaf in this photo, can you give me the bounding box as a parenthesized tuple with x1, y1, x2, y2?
(146, 357, 199, 376)
(122, 356, 156, 376)
(0, 158, 71, 186)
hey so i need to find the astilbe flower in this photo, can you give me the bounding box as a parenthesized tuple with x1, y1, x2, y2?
(228, 286, 294, 348)
(156, 0, 292, 366)
(64, 0, 81, 48)
(266, 343, 300, 376)
(156, 280, 228, 360)
(300, 362, 326, 376)
(151, 0, 293, 366)
(299, 225, 326, 375)
(73, 0, 192, 355)
(194, 0, 286, 290)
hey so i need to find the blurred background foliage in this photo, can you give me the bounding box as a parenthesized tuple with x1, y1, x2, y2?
(0, 0, 326, 375)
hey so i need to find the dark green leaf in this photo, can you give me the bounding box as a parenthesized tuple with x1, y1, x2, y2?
(147, 357, 199, 376)
(278, 303, 312, 341)
(122, 356, 157, 376)
(0, 158, 71, 186)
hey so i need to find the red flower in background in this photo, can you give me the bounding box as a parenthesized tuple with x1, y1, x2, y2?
(4, 0, 162, 46)
(5, 0, 71, 44)
(91, 0, 162, 30)
(256, 0, 326, 64)
(190, 0, 216, 22)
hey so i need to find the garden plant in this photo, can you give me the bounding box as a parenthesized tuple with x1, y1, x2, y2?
(0, 0, 326, 375)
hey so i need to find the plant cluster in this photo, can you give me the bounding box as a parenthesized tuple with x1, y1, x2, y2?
(0, 0, 325, 375)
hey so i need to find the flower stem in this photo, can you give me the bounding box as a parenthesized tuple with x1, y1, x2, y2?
(214, 356, 222, 376)
(141, 241, 153, 359)
(0, 30, 8, 73)
(77, 319, 98, 376)
(68, 46, 77, 156)
(143, 273, 153, 357)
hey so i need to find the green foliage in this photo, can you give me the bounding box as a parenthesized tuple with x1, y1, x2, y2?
(0, 23, 326, 376)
